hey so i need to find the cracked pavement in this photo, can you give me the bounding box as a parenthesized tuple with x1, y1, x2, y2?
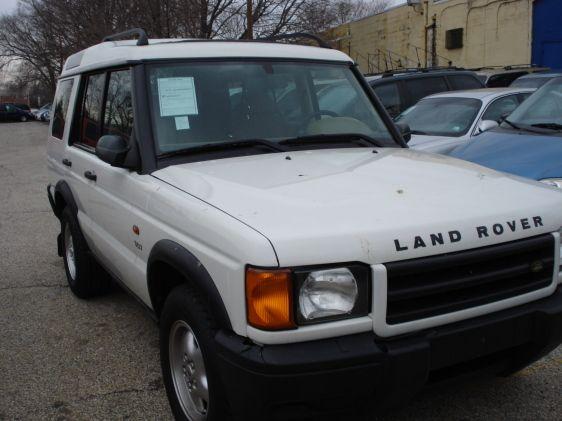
(0, 122, 560, 420)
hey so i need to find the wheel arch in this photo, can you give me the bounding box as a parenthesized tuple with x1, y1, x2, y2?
(52, 180, 79, 219)
(147, 240, 232, 330)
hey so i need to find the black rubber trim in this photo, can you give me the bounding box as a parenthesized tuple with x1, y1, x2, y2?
(53, 180, 79, 217)
(147, 239, 232, 330)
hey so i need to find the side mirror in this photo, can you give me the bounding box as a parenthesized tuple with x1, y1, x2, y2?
(395, 122, 412, 143)
(96, 135, 130, 167)
(476, 120, 499, 135)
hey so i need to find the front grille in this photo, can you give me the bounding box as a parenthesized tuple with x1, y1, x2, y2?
(385, 234, 555, 325)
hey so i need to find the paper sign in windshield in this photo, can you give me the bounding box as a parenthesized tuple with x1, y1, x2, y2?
(175, 116, 190, 130)
(157, 77, 199, 117)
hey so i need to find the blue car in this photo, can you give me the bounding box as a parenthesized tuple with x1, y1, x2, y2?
(450, 77, 562, 188)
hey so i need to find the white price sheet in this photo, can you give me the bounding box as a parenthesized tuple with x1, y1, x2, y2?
(157, 77, 199, 117)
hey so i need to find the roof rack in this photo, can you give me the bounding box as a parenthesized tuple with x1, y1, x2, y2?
(102, 28, 149, 46)
(377, 66, 465, 78)
(258, 33, 331, 49)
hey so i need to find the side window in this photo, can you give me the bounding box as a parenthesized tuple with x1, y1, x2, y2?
(373, 82, 401, 117)
(405, 77, 448, 104)
(0, 104, 5, 112)
(104, 70, 134, 141)
(482, 95, 520, 122)
(51, 79, 74, 140)
(448, 75, 484, 90)
(76, 73, 105, 148)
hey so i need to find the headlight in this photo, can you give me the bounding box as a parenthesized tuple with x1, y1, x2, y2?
(294, 265, 371, 325)
(299, 268, 357, 320)
(246, 264, 371, 330)
(540, 178, 562, 189)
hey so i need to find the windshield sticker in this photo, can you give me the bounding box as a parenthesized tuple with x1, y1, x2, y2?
(157, 77, 199, 117)
(175, 116, 190, 130)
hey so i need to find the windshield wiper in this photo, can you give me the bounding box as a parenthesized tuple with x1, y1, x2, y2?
(159, 139, 287, 158)
(531, 123, 562, 131)
(503, 119, 521, 130)
(279, 133, 384, 148)
(410, 130, 428, 135)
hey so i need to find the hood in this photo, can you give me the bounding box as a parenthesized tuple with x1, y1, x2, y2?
(153, 148, 562, 266)
(450, 128, 562, 179)
(408, 134, 466, 154)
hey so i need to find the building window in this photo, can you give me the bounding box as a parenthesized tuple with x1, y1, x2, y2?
(446, 28, 464, 50)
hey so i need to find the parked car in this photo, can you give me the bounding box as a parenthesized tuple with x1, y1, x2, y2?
(33, 103, 52, 121)
(7, 102, 31, 112)
(47, 29, 562, 420)
(510, 71, 562, 89)
(0, 103, 33, 122)
(396, 88, 534, 154)
(367, 68, 484, 118)
(475, 65, 549, 88)
(449, 77, 562, 185)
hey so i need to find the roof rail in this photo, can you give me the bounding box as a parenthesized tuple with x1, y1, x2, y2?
(379, 66, 465, 77)
(259, 33, 331, 49)
(102, 28, 149, 46)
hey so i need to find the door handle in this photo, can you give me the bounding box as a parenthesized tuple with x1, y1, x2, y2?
(84, 170, 97, 181)
(62, 158, 72, 167)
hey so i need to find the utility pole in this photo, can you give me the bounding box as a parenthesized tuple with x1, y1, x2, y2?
(246, 0, 253, 40)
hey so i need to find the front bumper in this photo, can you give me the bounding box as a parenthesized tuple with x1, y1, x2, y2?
(214, 287, 562, 419)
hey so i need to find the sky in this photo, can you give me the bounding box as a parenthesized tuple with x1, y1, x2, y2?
(0, 0, 19, 15)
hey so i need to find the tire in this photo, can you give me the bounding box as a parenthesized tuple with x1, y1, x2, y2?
(60, 207, 111, 298)
(20, 115, 28, 122)
(160, 284, 227, 421)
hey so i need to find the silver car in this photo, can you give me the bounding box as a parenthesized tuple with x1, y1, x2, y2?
(396, 88, 534, 154)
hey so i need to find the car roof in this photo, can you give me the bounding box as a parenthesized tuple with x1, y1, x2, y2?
(423, 87, 535, 100)
(60, 39, 353, 77)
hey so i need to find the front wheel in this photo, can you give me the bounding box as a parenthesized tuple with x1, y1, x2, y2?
(60, 207, 110, 298)
(160, 284, 226, 421)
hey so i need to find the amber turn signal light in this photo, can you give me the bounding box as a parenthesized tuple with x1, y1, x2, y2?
(246, 268, 295, 330)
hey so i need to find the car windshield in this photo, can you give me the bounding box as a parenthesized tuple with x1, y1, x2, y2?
(146, 61, 395, 154)
(395, 97, 482, 137)
(505, 77, 562, 128)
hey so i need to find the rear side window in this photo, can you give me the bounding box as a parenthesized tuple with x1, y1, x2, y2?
(104, 70, 134, 141)
(405, 77, 448, 104)
(51, 79, 74, 140)
(373, 82, 401, 117)
(448, 75, 483, 90)
(77, 73, 105, 148)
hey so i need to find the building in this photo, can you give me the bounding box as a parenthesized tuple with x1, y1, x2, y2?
(325, 0, 562, 73)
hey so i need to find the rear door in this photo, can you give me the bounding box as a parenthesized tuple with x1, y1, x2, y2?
(0, 104, 6, 121)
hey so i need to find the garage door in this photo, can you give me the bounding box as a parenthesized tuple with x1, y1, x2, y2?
(532, 0, 562, 68)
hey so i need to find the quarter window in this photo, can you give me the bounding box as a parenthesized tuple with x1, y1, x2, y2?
(51, 79, 74, 140)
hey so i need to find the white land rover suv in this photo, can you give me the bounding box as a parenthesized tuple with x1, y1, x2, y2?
(47, 29, 562, 420)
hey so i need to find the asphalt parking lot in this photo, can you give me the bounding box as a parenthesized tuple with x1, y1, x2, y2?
(0, 122, 560, 420)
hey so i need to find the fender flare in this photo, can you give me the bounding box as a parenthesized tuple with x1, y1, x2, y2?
(52, 180, 79, 218)
(147, 240, 232, 330)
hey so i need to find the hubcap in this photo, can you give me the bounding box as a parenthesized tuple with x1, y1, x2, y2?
(169, 320, 209, 420)
(64, 224, 76, 280)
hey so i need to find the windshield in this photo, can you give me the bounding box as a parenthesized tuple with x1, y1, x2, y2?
(396, 97, 482, 137)
(147, 61, 394, 154)
(505, 77, 562, 127)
